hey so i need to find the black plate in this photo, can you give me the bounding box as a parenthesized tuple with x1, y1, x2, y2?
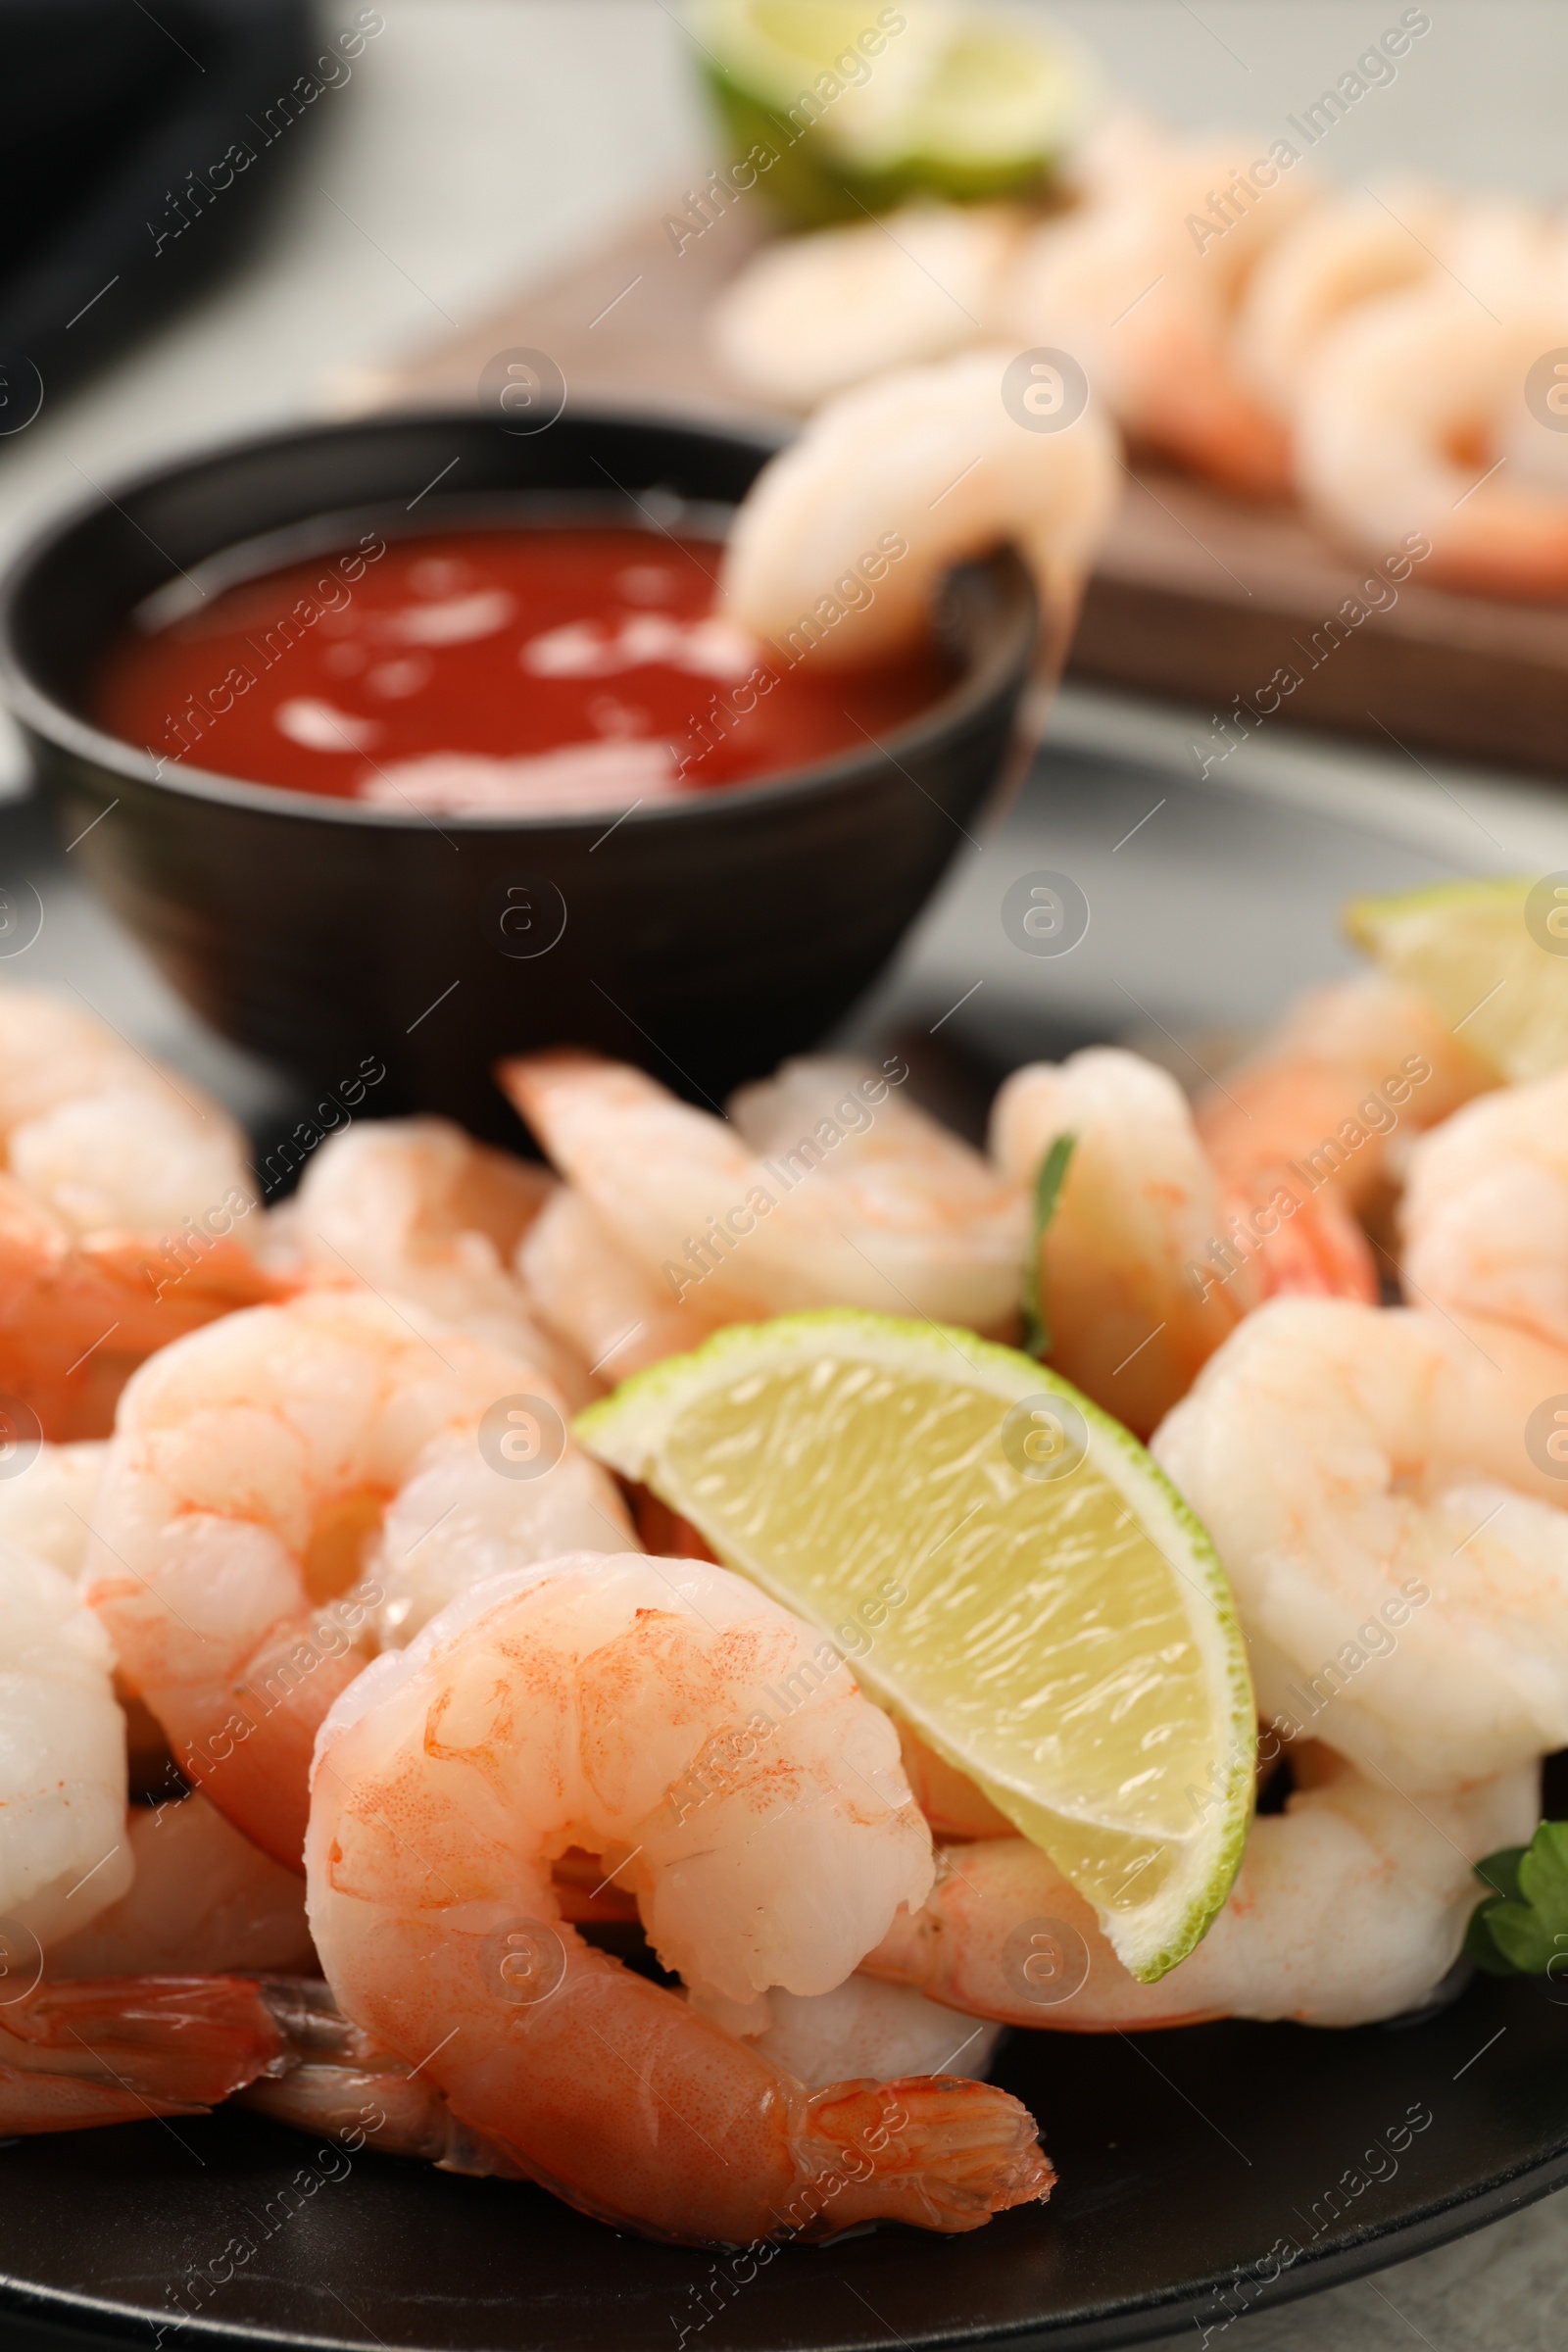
(1, 721, 1565, 2350)
(3, 1974, 1567, 2352)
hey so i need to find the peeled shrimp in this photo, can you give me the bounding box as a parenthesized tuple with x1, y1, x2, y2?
(721, 346, 1119, 662)
(501, 1052, 1027, 1337)
(1152, 1296, 1568, 1788)
(0, 986, 274, 1438)
(998, 114, 1320, 496)
(1297, 204, 1568, 593)
(45, 1792, 313, 1980)
(84, 1289, 634, 1870)
(0, 1438, 105, 1575)
(273, 1115, 596, 1408)
(709, 204, 1026, 411)
(1195, 973, 1492, 1301)
(1234, 180, 1456, 421)
(0, 1973, 285, 2133)
(869, 1749, 1538, 2030)
(0, 1539, 132, 1948)
(306, 1552, 1051, 2243)
(518, 1185, 723, 1383)
(239, 1977, 1001, 2161)
(732, 1978, 1003, 2090)
(1402, 1068, 1568, 1347)
(990, 1047, 1256, 1437)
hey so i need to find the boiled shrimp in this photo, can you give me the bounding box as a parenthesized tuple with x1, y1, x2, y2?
(1195, 972, 1493, 1301)
(990, 1046, 1257, 1437)
(998, 113, 1320, 497)
(306, 1551, 1051, 2243)
(84, 1289, 634, 1870)
(1296, 205, 1568, 593)
(0, 1538, 131, 1949)
(1401, 1067, 1568, 1347)
(0, 1973, 286, 2133)
(500, 1052, 1028, 1337)
(45, 1792, 314, 1980)
(1151, 1296, 1568, 1788)
(709, 204, 1026, 412)
(272, 1115, 596, 1407)
(239, 1977, 1001, 2161)
(868, 1747, 1538, 2030)
(720, 346, 1119, 662)
(721, 1977, 1003, 2089)
(1233, 180, 1456, 421)
(0, 986, 275, 1438)
(0, 1438, 105, 1575)
(518, 1184, 725, 1383)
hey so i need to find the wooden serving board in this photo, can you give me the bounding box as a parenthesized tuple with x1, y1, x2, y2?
(360, 194, 1568, 782)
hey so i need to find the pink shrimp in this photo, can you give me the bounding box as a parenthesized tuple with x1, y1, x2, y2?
(0, 1974, 284, 2133)
(1195, 974, 1493, 1302)
(0, 987, 278, 1439)
(84, 1289, 633, 1871)
(306, 1551, 1052, 2244)
(867, 1749, 1537, 2031)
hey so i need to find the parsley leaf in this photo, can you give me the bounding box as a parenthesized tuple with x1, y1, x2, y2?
(1021, 1132, 1076, 1359)
(1465, 1820, 1568, 1977)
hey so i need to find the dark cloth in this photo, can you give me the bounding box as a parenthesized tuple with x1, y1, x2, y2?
(0, 0, 319, 416)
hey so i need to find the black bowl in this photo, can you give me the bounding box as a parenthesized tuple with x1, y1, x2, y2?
(0, 411, 1036, 1134)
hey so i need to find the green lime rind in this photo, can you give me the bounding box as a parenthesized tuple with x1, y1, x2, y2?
(576, 1307, 1255, 1983)
(1344, 875, 1568, 1084)
(686, 1, 1093, 229)
(702, 73, 1065, 226)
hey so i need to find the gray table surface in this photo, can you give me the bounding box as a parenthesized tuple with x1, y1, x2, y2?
(4, 6, 1568, 2344)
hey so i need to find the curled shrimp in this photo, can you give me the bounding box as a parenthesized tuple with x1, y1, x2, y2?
(1233, 179, 1457, 422)
(868, 1748, 1538, 2030)
(273, 1115, 595, 1407)
(0, 986, 274, 1438)
(1194, 973, 1492, 1300)
(720, 346, 1119, 661)
(0, 1974, 285, 2134)
(239, 1976, 1002, 2164)
(727, 1977, 1003, 2090)
(0, 1538, 132, 1950)
(990, 1046, 1257, 1437)
(1296, 204, 1568, 593)
(84, 1289, 633, 1871)
(518, 1184, 722, 1384)
(998, 114, 1320, 497)
(45, 1792, 314, 1980)
(1151, 1296, 1568, 1789)
(500, 1051, 1027, 1338)
(0, 1437, 105, 1576)
(305, 1552, 1051, 2244)
(708, 204, 1027, 411)
(1401, 1068, 1568, 1348)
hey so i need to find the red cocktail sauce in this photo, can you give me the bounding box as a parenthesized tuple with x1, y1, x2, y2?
(94, 526, 951, 814)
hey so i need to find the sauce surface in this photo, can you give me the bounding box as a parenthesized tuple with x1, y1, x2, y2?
(94, 525, 950, 814)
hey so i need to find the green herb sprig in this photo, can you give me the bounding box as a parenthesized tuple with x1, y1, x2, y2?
(1465, 1820, 1568, 1977)
(1020, 1132, 1076, 1360)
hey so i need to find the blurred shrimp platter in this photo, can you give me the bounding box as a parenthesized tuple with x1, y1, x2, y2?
(8, 4, 1568, 2346)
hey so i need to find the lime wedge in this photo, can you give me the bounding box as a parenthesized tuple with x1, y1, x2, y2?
(689, 1, 1094, 225)
(1345, 875, 1568, 1083)
(576, 1309, 1253, 1982)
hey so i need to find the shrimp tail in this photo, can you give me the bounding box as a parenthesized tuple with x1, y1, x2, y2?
(0, 1975, 285, 2132)
(789, 2076, 1053, 2237)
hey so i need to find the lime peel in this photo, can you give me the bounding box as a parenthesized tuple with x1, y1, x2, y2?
(1345, 874, 1568, 1084)
(576, 1307, 1254, 1982)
